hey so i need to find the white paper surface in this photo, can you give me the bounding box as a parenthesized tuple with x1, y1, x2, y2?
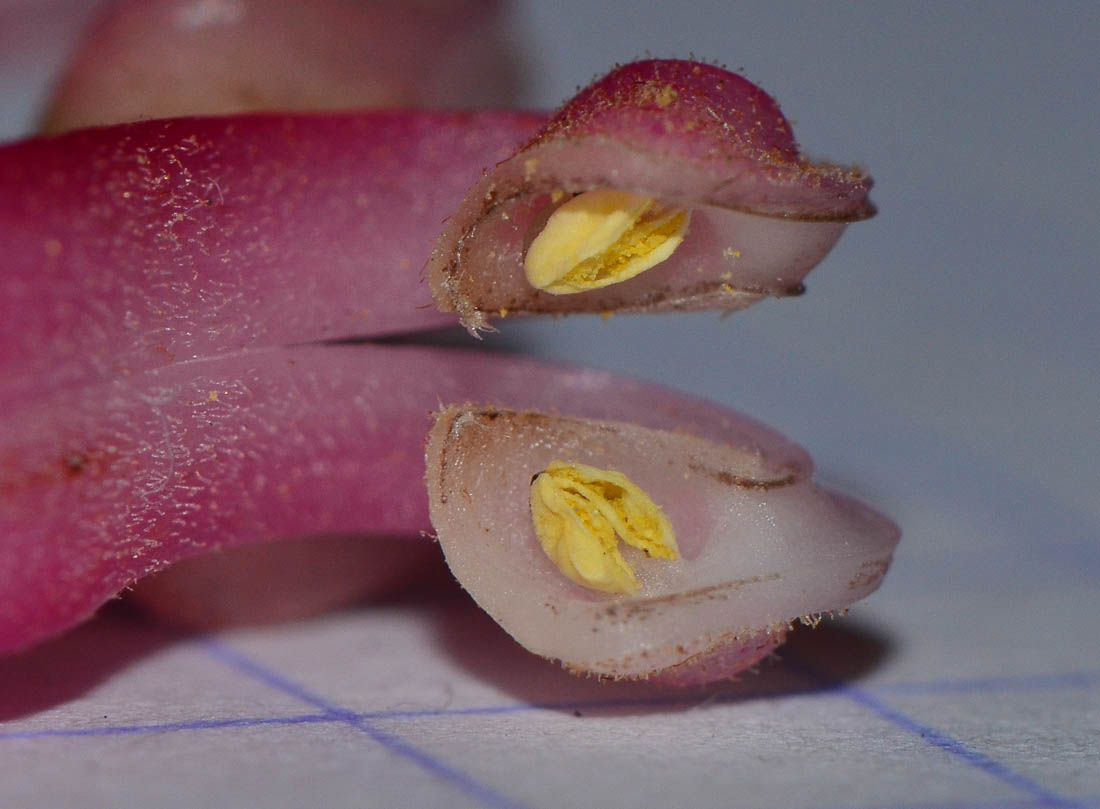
(2, 2, 1098, 808)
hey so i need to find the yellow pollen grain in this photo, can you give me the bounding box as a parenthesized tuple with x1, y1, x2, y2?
(529, 461, 679, 595)
(524, 189, 691, 295)
(655, 84, 678, 108)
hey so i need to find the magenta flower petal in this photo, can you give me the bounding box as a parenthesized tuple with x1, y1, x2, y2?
(426, 406, 899, 683)
(429, 59, 874, 331)
(0, 111, 541, 401)
(1, 0, 530, 637)
(0, 344, 806, 653)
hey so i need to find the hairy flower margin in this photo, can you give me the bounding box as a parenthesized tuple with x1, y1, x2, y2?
(0, 59, 896, 684)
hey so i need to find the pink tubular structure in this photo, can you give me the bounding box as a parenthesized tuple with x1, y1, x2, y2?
(1, 59, 896, 684)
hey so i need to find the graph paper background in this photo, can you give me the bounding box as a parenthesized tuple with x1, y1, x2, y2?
(2, 2, 1097, 807)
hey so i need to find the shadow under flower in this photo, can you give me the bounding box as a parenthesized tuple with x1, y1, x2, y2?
(0, 603, 182, 721)
(427, 585, 897, 717)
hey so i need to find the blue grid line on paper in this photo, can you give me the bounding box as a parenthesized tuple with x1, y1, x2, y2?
(2, 666, 1097, 809)
(3, 664, 1097, 742)
(0, 696, 710, 743)
(3, 715, 1096, 809)
(199, 639, 356, 718)
(841, 688, 1086, 809)
(199, 639, 533, 809)
(0, 691, 792, 744)
(786, 660, 1087, 809)
(0, 712, 331, 741)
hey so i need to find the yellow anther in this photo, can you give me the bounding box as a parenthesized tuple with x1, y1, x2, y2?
(524, 189, 690, 295)
(529, 461, 679, 594)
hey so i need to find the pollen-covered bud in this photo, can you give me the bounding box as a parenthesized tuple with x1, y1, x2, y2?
(428, 58, 875, 333)
(524, 190, 690, 295)
(530, 461, 679, 594)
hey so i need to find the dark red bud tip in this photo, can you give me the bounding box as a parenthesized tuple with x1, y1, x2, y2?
(542, 59, 799, 163)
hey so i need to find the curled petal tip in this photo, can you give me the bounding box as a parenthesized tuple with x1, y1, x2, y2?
(428, 59, 875, 332)
(543, 59, 802, 162)
(544, 59, 875, 220)
(425, 405, 899, 683)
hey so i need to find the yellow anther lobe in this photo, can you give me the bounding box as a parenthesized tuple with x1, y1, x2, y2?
(529, 461, 679, 594)
(524, 189, 690, 295)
